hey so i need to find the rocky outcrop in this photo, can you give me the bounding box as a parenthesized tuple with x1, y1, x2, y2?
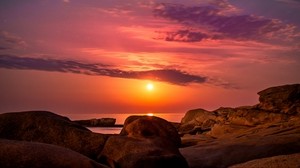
(74, 118, 116, 127)
(0, 139, 109, 168)
(179, 84, 300, 136)
(0, 111, 108, 160)
(180, 121, 300, 168)
(257, 84, 300, 114)
(230, 153, 300, 168)
(179, 84, 300, 168)
(99, 116, 188, 168)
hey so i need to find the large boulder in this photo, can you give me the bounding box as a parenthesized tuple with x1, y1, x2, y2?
(230, 153, 300, 168)
(258, 84, 300, 114)
(120, 115, 181, 147)
(0, 111, 108, 160)
(0, 139, 109, 168)
(99, 136, 188, 168)
(99, 115, 189, 168)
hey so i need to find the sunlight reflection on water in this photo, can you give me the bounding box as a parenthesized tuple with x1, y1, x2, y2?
(68, 112, 185, 125)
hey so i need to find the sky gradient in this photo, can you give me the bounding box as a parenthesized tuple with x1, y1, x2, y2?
(1, 0, 300, 120)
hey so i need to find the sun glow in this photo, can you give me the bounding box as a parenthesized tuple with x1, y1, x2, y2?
(146, 83, 154, 91)
(146, 113, 154, 116)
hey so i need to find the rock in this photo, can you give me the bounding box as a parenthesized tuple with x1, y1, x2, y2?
(258, 84, 300, 114)
(99, 136, 188, 168)
(74, 118, 116, 127)
(229, 153, 300, 168)
(0, 111, 108, 160)
(120, 115, 181, 147)
(99, 115, 189, 168)
(179, 108, 217, 134)
(179, 84, 300, 168)
(180, 121, 300, 168)
(0, 139, 109, 168)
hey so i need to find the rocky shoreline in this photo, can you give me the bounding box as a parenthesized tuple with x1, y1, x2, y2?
(0, 84, 300, 168)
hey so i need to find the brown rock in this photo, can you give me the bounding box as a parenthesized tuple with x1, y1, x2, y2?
(230, 153, 300, 168)
(180, 121, 300, 168)
(100, 115, 189, 168)
(74, 118, 116, 127)
(99, 136, 189, 168)
(179, 108, 217, 134)
(120, 115, 181, 147)
(258, 84, 300, 114)
(0, 111, 108, 160)
(0, 139, 109, 168)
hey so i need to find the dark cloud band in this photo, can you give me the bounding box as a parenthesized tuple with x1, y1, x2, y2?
(0, 55, 206, 85)
(153, 3, 297, 42)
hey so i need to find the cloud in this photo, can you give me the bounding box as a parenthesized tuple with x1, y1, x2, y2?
(0, 31, 27, 49)
(153, 3, 299, 43)
(0, 55, 206, 85)
(155, 30, 211, 42)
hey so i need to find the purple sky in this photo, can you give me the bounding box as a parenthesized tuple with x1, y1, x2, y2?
(0, 0, 300, 119)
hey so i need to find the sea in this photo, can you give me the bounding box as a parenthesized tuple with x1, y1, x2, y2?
(67, 112, 185, 134)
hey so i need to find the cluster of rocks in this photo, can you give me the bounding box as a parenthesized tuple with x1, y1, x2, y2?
(74, 118, 116, 127)
(179, 84, 300, 168)
(0, 112, 187, 167)
(0, 83, 299, 168)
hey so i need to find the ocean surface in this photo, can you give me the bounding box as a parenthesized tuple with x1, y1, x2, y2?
(88, 127, 123, 134)
(68, 112, 185, 134)
(68, 112, 185, 124)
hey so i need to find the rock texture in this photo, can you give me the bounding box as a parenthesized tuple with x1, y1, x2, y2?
(0, 139, 109, 168)
(99, 116, 188, 168)
(74, 118, 116, 127)
(0, 111, 108, 160)
(179, 84, 300, 168)
(120, 115, 181, 147)
(258, 84, 300, 114)
(230, 153, 300, 168)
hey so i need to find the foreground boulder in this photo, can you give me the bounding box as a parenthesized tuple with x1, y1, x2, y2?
(230, 153, 300, 168)
(0, 111, 108, 160)
(0, 139, 109, 168)
(99, 116, 188, 168)
(120, 115, 181, 147)
(180, 121, 300, 168)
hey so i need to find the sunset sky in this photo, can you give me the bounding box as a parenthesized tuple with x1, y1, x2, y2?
(1, 0, 300, 121)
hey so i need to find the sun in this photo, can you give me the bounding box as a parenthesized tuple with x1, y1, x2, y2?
(146, 113, 154, 116)
(146, 83, 154, 91)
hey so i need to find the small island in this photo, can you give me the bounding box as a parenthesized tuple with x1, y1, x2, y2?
(73, 118, 123, 127)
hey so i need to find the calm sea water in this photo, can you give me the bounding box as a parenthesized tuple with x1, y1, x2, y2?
(88, 127, 123, 134)
(68, 112, 185, 124)
(67, 112, 185, 134)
